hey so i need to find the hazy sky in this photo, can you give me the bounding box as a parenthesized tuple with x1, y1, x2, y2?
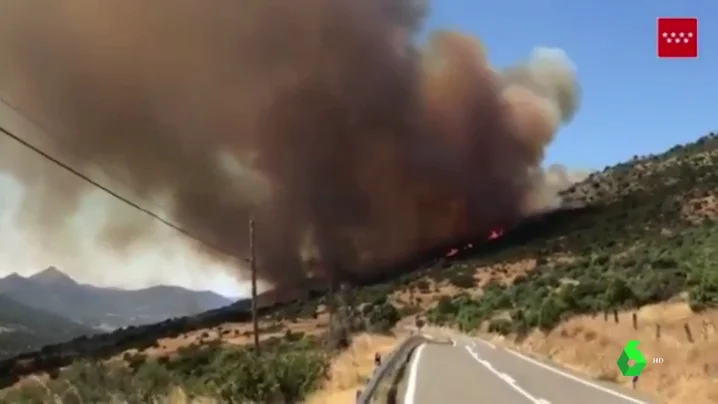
(0, 103, 250, 298)
(0, 0, 713, 297)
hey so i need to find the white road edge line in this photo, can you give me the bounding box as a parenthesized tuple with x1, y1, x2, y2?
(476, 339, 496, 349)
(504, 348, 648, 404)
(404, 343, 426, 404)
(465, 346, 550, 404)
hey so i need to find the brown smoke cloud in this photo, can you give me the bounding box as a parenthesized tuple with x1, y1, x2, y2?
(0, 0, 581, 288)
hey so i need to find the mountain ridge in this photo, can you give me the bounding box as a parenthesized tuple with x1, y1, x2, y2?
(28, 266, 78, 287)
(0, 268, 234, 330)
(0, 294, 95, 359)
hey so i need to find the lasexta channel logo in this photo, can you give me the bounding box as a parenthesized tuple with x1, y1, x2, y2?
(616, 340, 647, 377)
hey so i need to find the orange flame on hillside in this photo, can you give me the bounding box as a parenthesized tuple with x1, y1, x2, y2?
(488, 228, 504, 240)
(444, 228, 503, 258)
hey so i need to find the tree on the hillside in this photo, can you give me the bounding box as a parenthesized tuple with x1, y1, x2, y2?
(688, 269, 718, 311)
(537, 297, 563, 331)
(603, 276, 635, 308)
(326, 280, 351, 350)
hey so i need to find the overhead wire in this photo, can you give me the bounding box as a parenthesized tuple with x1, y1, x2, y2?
(0, 98, 245, 263)
(0, 96, 181, 218)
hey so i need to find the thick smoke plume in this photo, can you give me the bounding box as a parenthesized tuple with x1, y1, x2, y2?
(0, 0, 581, 288)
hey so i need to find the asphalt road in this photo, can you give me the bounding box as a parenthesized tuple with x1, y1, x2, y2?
(400, 334, 657, 404)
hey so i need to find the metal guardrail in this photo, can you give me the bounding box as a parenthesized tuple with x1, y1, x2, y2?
(356, 334, 429, 404)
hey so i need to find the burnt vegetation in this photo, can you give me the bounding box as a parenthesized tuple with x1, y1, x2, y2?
(2, 132, 718, 395)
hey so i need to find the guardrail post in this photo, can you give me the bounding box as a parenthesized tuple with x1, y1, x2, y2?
(357, 336, 427, 404)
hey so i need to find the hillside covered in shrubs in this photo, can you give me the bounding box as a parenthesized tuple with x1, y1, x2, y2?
(2, 336, 329, 403)
(0, 295, 95, 359)
(3, 132, 718, 400)
(423, 131, 718, 334)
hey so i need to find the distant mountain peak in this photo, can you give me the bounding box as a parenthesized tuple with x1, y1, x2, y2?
(0, 272, 25, 282)
(29, 267, 78, 286)
(0, 267, 232, 330)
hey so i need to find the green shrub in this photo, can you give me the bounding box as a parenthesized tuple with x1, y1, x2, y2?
(365, 302, 400, 333)
(688, 269, 718, 311)
(487, 318, 511, 335)
(1, 341, 329, 404)
(537, 297, 564, 331)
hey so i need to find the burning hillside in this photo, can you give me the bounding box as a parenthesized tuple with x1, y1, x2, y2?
(489, 228, 505, 240)
(0, 0, 581, 289)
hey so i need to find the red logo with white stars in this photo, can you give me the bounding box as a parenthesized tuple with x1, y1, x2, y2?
(657, 17, 698, 58)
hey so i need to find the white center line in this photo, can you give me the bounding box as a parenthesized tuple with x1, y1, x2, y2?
(404, 343, 426, 404)
(465, 345, 551, 404)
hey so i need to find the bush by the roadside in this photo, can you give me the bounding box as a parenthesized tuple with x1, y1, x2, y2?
(1, 339, 329, 404)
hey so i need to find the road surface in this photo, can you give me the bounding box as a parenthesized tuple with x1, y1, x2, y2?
(400, 333, 657, 404)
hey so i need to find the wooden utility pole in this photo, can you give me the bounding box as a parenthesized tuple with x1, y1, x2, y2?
(326, 274, 350, 350)
(249, 218, 260, 352)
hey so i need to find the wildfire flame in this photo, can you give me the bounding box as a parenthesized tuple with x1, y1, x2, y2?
(488, 228, 504, 240)
(444, 229, 503, 258)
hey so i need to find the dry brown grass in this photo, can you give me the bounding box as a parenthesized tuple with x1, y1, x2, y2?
(391, 256, 573, 311)
(306, 333, 401, 404)
(487, 302, 718, 404)
(107, 313, 331, 362)
(682, 194, 718, 223)
(473, 258, 538, 286)
(9, 313, 334, 390)
(390, 260, 535, 309)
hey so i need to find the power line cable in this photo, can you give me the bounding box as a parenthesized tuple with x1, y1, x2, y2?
(0, 96, 181, 219)
(0, 114, 243, 263)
